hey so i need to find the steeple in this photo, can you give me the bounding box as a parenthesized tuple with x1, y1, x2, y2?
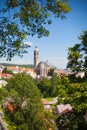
(34, 46, 39, 68)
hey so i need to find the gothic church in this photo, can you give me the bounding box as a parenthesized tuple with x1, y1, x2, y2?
(34, 46, 54, 78)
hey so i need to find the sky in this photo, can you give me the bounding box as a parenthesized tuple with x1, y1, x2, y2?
(0, 0, 87, 69)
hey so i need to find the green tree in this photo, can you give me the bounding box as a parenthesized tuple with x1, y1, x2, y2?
(48, 68, 55, 76)
(67, 30, 87, 74)
(79, 30, 87, 70)
(0, 0, 70, 60)
(2, 67, 7, 73)
(67, 44, 82, 73)
(35, 49, 87, 130)
(50, 74, 69, 97)
(2, 67, 13, 74)
(37, 78, 51, 97)
(50, 73, 59, 96)
(0, 74, 56, 130)
(56, 79, 87, 130)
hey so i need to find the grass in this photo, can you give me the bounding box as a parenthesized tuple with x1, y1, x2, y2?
(45, 97, 54, 101)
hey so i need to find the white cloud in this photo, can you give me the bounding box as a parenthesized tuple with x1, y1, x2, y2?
(24, 41, 33, 46)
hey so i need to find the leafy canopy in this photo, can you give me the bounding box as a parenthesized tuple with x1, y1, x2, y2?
(67, 30, 87, 73)
(0, 74, 56, 130)
(0, 0, 70, 60)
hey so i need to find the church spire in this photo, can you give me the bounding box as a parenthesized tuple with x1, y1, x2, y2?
(34, 46, 39, 68)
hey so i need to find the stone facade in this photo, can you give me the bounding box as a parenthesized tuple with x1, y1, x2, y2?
(34, 47, 55, 78)
(34, 46, 39, 69)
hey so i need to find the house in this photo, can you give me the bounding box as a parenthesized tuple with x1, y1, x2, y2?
(0, 65, 5, 73)
(76, 71, 85, 78)
(0, 80, 7, 88)
(55, 104, 72, 115)
(24, 68, 37, 79)
(42, 99, 51, 110)
(7, 66, 25, 74)
(0, 73, 11, 79)
(54, 69, 68, 76)
(7, 66, 37, 79)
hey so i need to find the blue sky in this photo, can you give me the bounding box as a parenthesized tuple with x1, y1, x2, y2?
(0, 0, 87, 69)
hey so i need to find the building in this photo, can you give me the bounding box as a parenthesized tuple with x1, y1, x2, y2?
(0, 80, 7, 88)
(54, 104, 72, 115)
(36, 61, 55, 78)
(76, 71, 85, 78)
(0, 65, 5, 73)
(34, 46, 40, 69)
(34, 46, 55, 78)
(42, 99, 51, 110)
(54, 69, 68, 76)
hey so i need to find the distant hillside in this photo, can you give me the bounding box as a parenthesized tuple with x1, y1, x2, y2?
(0, 63, 34, 68)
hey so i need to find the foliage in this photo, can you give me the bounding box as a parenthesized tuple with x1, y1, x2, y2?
(0, 74, 56, 130)
(48, 68, 55, 76)
(37, 74, 69, 98)
(1, 63, 34, 68)
(67, 30, 87, 73)
(0, 0, 70, 60)
(2, 67, 13, 74)
(66, 30, 87, 129)
(37, 78, 51, 97)
(50, 73, 59, 96)
(56, 78, 87, 130)
(67, 44, 82, 73)
(56, 112, 87, 130)
(36, 74, 87, 129)
(50, 74, 69, 97)
(36, 73, 87, 129)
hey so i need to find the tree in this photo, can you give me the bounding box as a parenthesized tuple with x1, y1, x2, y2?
(0, 74, 56, 130)
(79, 30, 87, 70)
(48, 68, 55, 76)
(56, 78, 87, 130)
(67, 44, 82, 73)
(2, 67, 13, 74)
(0, 0, 70, 60)
(67, 30, 87, 74)
(50, 74, 69, 97)
(58, 45, 87, 130)
(50, 73, 59, 96)
(37, 78, 51, 97)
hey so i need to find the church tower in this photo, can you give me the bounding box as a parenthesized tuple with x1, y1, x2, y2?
(34, 46, 39, 69)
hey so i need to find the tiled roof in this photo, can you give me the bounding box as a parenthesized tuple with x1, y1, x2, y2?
(56, 69, 67, 75)
(0, 73, 11, 77)
(42, 99, 50, 105)
(56, 104, 72, 114)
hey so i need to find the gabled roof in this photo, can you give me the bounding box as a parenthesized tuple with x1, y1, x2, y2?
(56, 104, 72, 114)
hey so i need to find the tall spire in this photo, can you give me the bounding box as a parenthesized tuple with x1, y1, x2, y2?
(34, 46, 39, 68)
